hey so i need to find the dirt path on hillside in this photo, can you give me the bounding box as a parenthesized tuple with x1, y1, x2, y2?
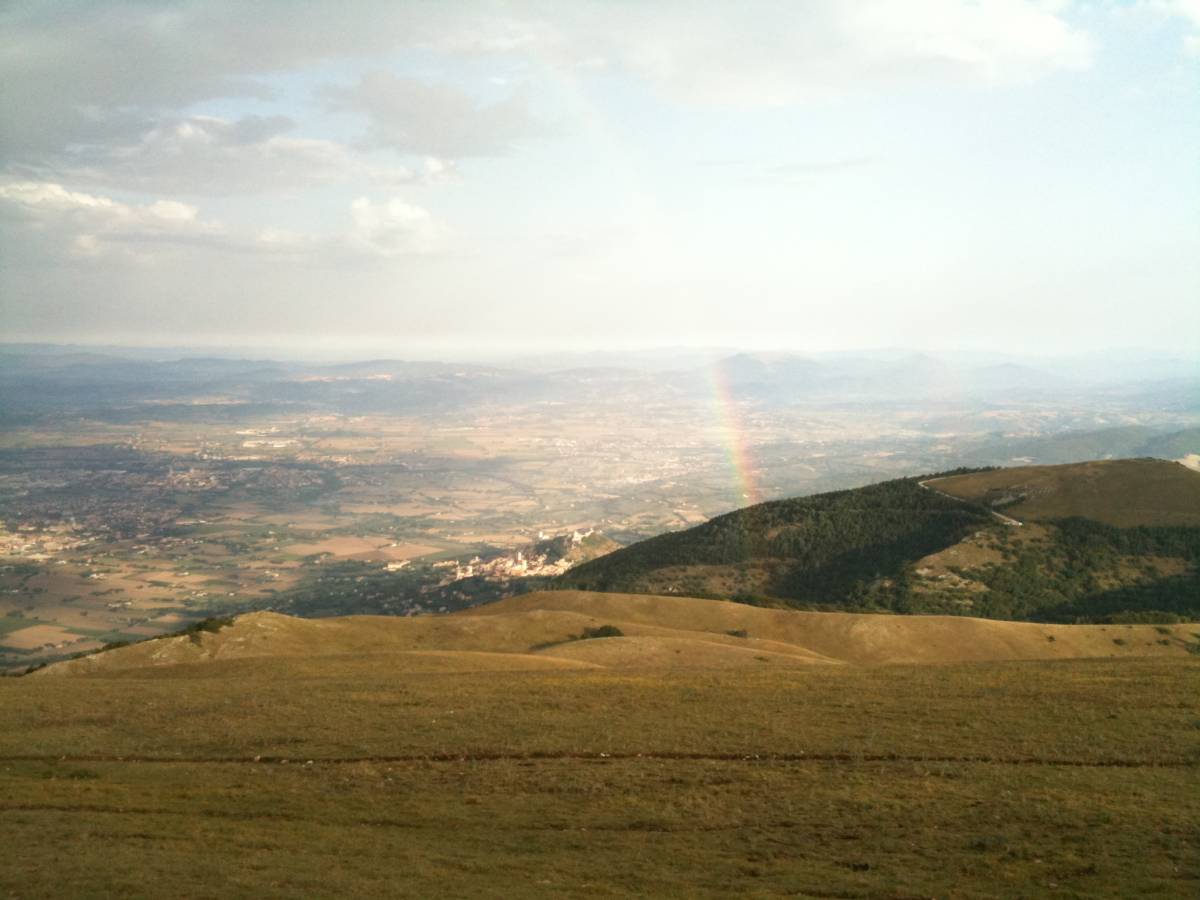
(918, 479, 1022, 526)
(0, 750, 1190, 768)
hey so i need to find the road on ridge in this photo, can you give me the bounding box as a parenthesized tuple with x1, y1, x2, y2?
(918, 479, 1023, 527)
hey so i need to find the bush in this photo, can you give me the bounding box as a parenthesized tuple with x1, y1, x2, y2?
(579, 625, 623, 639)
(180, 616, 235, 645)
(182, 616, 235, 636)
(726, 629, 750, 639)
(1104, 610, 1184, 625)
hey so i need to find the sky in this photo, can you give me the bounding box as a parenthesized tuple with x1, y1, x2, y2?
(1, 1, 1198, 357)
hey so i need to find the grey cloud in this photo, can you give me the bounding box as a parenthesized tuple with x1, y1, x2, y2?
(0, 1, 461, 162)
(225, 115, 295, 144)
(1, 1, 1093, 168)
(325, 72, 546, 157)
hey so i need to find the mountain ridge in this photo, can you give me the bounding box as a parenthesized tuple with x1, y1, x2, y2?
(556, 459, 1200, 623)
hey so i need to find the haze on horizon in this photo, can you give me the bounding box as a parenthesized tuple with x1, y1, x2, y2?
(2, 1, 1198, 357)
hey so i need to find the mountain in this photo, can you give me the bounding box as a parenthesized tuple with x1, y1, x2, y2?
(964, 425, 1200, 467)
(696, 351, 1097, 403)
(557, 459, 1200, 623)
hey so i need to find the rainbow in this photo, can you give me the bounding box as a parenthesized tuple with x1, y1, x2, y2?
(708, 363, 760, 506)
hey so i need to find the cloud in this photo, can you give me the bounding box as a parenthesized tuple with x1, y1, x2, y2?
(0, 1, 1095, 169)
(324, 72, 545, 157)
(1133, 0, 1200, 54)
(0, 180, 226, 259)
(0, 1, 414, 160)
(0, 180, 447, 262)
(23, 115, 421, 195)
(344, 196, 450, 257)
(526, 0, 1093, 106)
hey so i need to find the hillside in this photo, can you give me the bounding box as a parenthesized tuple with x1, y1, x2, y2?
(37, 591, 1200, 677)
(556, 460, 1200, 623)
(925, 458, 1200, 527)
(5, 590, 1198, 897)
(558, 474, 994, 603)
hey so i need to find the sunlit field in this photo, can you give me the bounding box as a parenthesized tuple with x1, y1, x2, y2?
(3, 653, 1197, 898)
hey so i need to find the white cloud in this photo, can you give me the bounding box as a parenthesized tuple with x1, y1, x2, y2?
(0, 181, 224, 259)
(521, 0, 1093, 106)
(18, 115, 422, 195)
(0, 180, 447, 262)
(345, 196, 450, 257)
(0, 177, 451, 266)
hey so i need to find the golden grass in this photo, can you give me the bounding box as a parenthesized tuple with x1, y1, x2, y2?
(37, 591, 1200, 677)
(928, 459, 1200, 526)
(1, 653, 1197, 898)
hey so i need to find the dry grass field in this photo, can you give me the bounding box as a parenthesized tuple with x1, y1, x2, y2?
(37, 591, 1200, 675)
(2, 592, 1197, 898)
(927, 459, 1200, 527)
(0, 623, 79, 650)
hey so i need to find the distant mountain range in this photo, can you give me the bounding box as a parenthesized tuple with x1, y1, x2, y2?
(2, 345, 1197, 421)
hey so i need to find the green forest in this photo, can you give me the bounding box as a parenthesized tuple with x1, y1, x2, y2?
(960, 518, 1200, 623)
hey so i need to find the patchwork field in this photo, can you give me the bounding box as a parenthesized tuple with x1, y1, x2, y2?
(1, 623, 79, 650)
(284, 537, 442, 561)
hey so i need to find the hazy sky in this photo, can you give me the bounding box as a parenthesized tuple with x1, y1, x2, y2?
(2, 1, 1198, 355)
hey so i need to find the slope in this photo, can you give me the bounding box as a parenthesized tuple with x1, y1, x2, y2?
(557, 474, 993, 605)
(924, 458, 1200, 527)
(36, 590, 1200, 677)
(556, 460, 1200, 622)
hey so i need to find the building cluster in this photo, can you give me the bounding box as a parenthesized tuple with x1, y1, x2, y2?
(0, 524, 90, 559)
(438, 529, 598, 585)
(445, 549, 576, 583)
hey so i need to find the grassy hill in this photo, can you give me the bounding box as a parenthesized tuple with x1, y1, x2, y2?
(926, 458, 1200, 527)
(3, 590, 1198, 897)
(557, 460, 1200, 623)
(38, 591, 1200, 677)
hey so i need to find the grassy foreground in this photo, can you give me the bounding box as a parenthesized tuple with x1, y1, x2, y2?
(2, 656, 1198, 898)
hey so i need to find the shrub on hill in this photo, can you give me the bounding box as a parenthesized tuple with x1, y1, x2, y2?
(182, 616, 235, 636)
(579, 625, 623, 639)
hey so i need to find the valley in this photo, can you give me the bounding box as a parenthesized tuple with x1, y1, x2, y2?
(2, 347, 1197, 669)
